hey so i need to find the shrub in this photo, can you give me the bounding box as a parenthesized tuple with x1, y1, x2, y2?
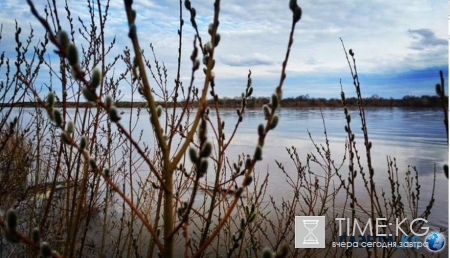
(0, 1, 444, 258)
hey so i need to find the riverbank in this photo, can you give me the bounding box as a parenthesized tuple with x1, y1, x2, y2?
(1, 94, 445, 109)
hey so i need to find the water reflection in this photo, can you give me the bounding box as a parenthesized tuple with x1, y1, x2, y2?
(209, 107, 448, 231)
(6, 107, 448, 238)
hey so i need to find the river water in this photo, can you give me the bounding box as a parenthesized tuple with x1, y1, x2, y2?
(118, 106, 448, 233)
(231, 107, 447, 226)
(4, 106, 448, 256)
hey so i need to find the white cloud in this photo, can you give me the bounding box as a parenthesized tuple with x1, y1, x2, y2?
(220, 53, 274, 67)
(0, 0, 446, 99)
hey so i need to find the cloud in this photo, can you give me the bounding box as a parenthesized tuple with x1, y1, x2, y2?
(407, 29, 447, 50)
(221, 53, 274, 67)
(305, 56, 320, 65)
(0, 0, 447, 100)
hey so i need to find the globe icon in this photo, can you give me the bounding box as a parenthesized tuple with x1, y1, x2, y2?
(425, 232, 446, 252)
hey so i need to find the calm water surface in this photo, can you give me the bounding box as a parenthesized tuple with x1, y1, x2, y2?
(208, 107, 448, 231)
(7, 107, 449, 255)
(117, 107, 448, 230)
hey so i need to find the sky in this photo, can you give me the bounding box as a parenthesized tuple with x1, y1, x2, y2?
(0, 0, 448, 100)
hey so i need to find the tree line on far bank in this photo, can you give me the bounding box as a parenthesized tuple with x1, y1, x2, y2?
(2, 94, 442, 109)
(272, 94, 443, 108)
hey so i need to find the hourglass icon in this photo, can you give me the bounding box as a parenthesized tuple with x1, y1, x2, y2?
(303, 220, 319, 244)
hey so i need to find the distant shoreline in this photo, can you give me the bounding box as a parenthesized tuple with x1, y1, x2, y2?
(2, 94, 445, 109)
(1, 103, 443, 109)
